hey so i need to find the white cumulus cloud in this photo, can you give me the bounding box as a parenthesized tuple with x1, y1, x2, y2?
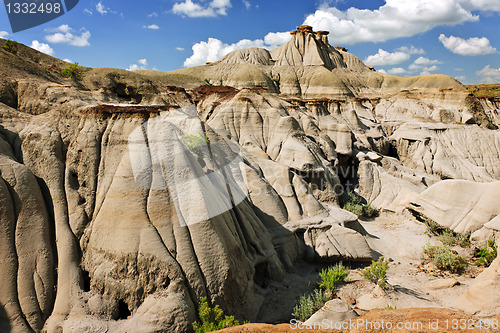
(184, 37, 265, 67)
(48, 24, 72, 33)
(459, 0, 500, 12)
(243, 0, 250, 9)
(127, 58, 148, 71)
(383, 56, 442, 76)
(302, 0, 480, 45)
(30, 40, 55, 55)
(413, 57, 442, 66)
(148, 12, 159, 17)
(95, 2, 121, 16)
(0, 31, 9, 38)
(439, 34, 497, 56)
(408, 57, 442, 74)
(183, 31, 292, 67)
(96, 2, 108, 14)
(172, 0, 231, 18)
(176, 47, 185, 51)
(476, 65, 500, 83)
(364, 49, 411, 66)
(264, 32, 291, 49)
(387, 67, 409, 75)
(395, 46, 425, 55)
(45, 26, 91, 47)
(143, 24, 160, 30)
(46, 32, 90, 47)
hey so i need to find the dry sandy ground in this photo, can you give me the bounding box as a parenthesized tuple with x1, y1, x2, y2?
(253, 209, 491, 329)
(351, 210, 484, 312)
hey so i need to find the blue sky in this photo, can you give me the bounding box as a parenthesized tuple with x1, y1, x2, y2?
(1, 0, 500, 84)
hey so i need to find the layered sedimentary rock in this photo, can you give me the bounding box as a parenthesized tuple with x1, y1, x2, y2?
(1, 25, 500, 332)
(408, 180, 500, 238)
(392, 123, 500, 182)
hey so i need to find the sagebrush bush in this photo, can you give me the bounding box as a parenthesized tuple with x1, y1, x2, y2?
(61, 62, 83, 79)
(438, 230, 470, 247)
(363, 257, 389, 288)
(318, 262, 349, 291)
(475, 240, 497, 267)
(292, 289, 329, 322)
(192, 297, 241, 333)
(422, 217, 471, 248)
(423, 245, 467, 273)
(423, 217, 444, 236)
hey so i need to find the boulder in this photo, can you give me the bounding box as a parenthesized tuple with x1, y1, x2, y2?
(304, 299, 358, 327)
(426, 278, 460, 290)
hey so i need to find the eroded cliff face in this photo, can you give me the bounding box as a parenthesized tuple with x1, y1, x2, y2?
(0, 63, 374, 332)
(1, 30, 500, 332)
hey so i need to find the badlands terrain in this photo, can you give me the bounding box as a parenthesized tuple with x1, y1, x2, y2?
(0, 25, 500, 332)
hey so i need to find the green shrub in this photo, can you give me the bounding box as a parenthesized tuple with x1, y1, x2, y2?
(385, 304, 397, 309)
(292, 289, 329, 322)
(438, 230, 470, 247)
(423, 245, 467, 273)
(343, 201, 364, 216)
(344, 190, 362, 205)
(422, 217, 445, 236)
(362, 204, 379, 218)
(2, 40, 18, 54)
(341, 191, 379, 218)
(422, 217, 470, 247)
(192, 297, 241, 333)
(182, 132, 210, 156)
(363, 257, 389, 288)
(475, 240, 497, 267)
(318, 262, 349, 292)
(61, 62, 83, 79)
(204, 78, 211, 85)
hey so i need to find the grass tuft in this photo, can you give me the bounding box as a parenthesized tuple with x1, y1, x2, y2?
(292, 289, 329, 322)
(318, 262, 349, 292)
(192, 297, 242, 333)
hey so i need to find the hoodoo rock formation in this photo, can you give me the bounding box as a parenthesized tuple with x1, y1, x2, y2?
(0, 25, 499, 332)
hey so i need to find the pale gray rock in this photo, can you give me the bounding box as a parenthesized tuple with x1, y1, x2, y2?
(426, 278, 460, 290)
(408, 180, 500, 237)
(392, 122, 500, 182)
(456, 256, 500, 317)
(358, 160, 425, 212)
(304, 299, 358, 327)
(1, 27, 499, 333)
